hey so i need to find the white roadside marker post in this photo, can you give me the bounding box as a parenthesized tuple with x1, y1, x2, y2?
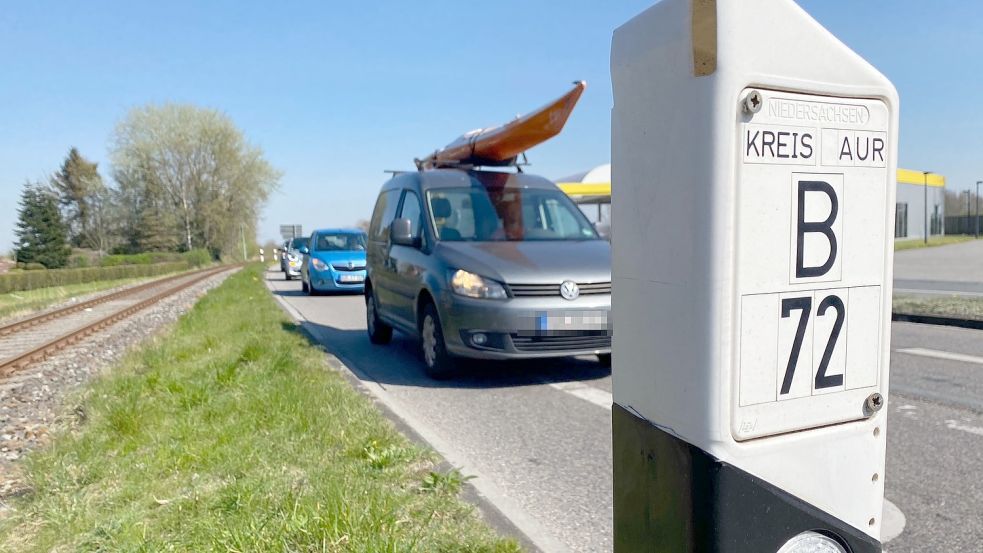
(611, 1, 898, 551)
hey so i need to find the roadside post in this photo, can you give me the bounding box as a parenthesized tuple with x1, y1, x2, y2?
(611, 1, 898, 551)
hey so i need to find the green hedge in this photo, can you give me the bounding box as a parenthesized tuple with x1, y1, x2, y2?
(99, 249, 212, 268)
(0, 262, 191, 295)
(181, 249, 212, 268)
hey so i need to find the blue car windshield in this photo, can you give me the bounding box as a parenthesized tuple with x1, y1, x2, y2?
(314, 233, 366, 252)
(427, 186, 599, 242)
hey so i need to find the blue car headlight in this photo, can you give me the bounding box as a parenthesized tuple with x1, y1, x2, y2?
(311, 258, 329, 272)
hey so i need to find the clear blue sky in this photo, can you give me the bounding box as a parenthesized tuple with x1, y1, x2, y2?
(2, 1, 981, 250)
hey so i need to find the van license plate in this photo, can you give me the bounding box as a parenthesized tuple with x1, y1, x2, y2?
(536, 311, 608, 332)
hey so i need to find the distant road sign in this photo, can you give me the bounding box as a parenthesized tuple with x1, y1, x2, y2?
(279, 224, 303, 240)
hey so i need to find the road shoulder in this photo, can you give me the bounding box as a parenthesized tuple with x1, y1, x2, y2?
(265, 272, 569, 553)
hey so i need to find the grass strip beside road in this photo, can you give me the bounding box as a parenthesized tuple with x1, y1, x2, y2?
(894, 235, 978, 251)
(893, 294, 983, 322)
(0, 264, 519, 552)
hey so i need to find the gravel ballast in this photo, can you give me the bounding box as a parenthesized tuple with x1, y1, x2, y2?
(0, 269, 237, 509)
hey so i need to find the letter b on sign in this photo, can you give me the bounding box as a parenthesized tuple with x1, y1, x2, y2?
(791, 173, 843, 283)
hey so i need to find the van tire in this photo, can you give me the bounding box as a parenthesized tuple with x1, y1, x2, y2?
(597, 353, 612, 367)
(366, 291, 393, 345)
(420, 302, 455, 380)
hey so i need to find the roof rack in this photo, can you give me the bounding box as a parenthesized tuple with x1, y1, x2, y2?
(412, 152, 531, 172)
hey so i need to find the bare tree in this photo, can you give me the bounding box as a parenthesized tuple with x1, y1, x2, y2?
(110, 104, 280, 256)
(82, 187, 121, 255)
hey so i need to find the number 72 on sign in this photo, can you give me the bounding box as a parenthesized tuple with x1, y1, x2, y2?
(779, 293, 844, 397)
(737, 286, 881, 416)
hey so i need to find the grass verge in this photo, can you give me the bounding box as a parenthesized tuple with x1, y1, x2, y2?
(0, 276, 168, 322)
(894, 235, 978, 251)
(893, 294, 983, 321)
(0, 264, 519, 552)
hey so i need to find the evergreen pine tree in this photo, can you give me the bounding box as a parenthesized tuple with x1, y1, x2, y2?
(13, 183, 71, 268)
(50, 147, 104, 248)
(136, 202, 181, 252)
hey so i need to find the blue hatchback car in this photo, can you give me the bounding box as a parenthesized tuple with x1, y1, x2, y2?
(300, 228, 367, 295)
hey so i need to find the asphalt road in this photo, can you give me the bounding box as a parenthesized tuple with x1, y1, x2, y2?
(884, 323, 983, 552)
(894, 238, 983, 294)
(894, 278, 983, 298)
(265, 270, 982, 552)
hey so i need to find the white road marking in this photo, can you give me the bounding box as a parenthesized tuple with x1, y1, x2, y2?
(882, 499, 907, 543)
(894, 288, 983, 297)
(945, 419, 983, 437)
(548, 381, 612, 411)
(895, 347, 983, 366)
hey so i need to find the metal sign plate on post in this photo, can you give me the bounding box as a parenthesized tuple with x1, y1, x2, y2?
(735, 90, 890, 440)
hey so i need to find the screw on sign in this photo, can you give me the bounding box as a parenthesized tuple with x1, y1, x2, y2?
(611, 1, 897, 552)
(865, 393, 884, 415)
(743, 89, 764, 114)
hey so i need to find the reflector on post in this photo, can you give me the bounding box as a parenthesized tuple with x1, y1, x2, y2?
(611, 0, 898, 551)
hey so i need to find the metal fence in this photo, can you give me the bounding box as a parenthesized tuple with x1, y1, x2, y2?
(944, 215, 983, 236)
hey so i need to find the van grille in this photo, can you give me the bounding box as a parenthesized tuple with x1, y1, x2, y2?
(510, 331, 612, 352)
(507, 282, 611, 297)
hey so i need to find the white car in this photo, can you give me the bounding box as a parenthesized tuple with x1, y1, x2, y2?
(280, 237, 308, 280)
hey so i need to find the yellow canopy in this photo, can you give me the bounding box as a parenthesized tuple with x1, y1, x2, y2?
(558, 167, 945, 199)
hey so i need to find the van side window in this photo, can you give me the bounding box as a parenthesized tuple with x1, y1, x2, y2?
(399, 190, 424, 237)
(369, 189, 402, 241)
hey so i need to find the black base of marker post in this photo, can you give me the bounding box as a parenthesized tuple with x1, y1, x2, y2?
(612, 404, 882, 553)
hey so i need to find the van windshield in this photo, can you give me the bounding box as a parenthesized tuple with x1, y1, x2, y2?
(290, 237, 308, 250)
(427, 186, 599, 242)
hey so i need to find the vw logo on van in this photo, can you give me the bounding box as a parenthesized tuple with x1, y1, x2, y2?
(559, 280, 580, 300)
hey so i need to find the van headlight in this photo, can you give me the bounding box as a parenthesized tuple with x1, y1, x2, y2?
(311, 258, 328, 271)
(450, 270, 507, 300)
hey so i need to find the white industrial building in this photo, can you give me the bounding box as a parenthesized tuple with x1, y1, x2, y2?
(557, 163, 945, 241)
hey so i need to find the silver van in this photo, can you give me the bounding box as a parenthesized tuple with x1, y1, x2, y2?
(365, 169, 611, 379)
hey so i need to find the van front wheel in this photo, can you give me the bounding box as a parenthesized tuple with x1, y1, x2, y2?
(366, 292, 393, 345)
(420, 303, 455, 380)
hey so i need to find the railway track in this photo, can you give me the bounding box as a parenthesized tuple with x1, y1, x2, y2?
(0, 265, 234, 379)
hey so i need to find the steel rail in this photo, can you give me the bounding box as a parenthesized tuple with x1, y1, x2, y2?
(0, 265, 235, 378)
(0, 268, 212, 337)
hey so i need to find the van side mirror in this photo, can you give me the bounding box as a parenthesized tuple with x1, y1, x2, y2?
(594, 221, 611, 240)
(390, 218, 420, 247)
